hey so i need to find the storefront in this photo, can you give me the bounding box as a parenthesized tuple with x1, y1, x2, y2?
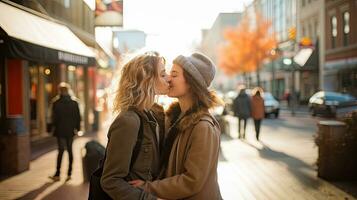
(294, 45, 319, 102)
(0, 1, 96, 174)
(325, 57, 357, 97)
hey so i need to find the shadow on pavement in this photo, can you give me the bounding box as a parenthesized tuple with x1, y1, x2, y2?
(42, 182, 89, 200)
(16, 182, 55, 200)
(330, 181, 357, 198)
(243, 140, 321, 189)
(263, 117, 316, 133)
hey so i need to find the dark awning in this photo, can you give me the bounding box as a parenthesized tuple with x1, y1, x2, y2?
(0, 1, 95, 66)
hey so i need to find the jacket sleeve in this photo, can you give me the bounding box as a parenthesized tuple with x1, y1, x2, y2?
(144, 121, 220, 199)
(100, 112, 157, 200)
(74, 101, 81, 131)
(51, 102, 56, 130)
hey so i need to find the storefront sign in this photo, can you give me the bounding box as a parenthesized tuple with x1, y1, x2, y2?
(58, 52, 89, 65)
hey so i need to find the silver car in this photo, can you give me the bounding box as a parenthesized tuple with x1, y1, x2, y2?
(263, 92, 280, 118)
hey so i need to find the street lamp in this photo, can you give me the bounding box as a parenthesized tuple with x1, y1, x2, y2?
(270, 48, 281, 98)
(283, 58, 292, 65)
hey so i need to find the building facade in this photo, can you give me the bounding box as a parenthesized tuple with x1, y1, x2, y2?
(244, 0, 298, 100)
(113, 30, 146, 53)
(200, 13, 242, 92)
(295, 0, 324, 101)
(0, 0, 96, 175)
(324, 0, 357, 96)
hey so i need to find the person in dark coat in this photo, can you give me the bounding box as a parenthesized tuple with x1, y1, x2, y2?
(233, 87, 251, 139)
(49, 82, 81, 181)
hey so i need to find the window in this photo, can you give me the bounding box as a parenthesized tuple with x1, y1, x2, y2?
(64, 0, 70, 8)
(315, 20, 319, 38)
(331, 16, 337, 48)
(343, 11, 350, 46)
(308, 23, 312, 38)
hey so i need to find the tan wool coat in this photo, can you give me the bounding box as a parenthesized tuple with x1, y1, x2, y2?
(144, 103, 222, 200)
(251, 95, 265, 120)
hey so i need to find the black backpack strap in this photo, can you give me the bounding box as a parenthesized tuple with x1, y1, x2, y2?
(129, 110, 144, 169)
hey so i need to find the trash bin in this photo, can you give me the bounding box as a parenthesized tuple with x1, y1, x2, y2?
(0, 116, 30, 175)
(92, 110, 100, 132)
(316, 120, 357, 180)
(82, 140, 105, 182)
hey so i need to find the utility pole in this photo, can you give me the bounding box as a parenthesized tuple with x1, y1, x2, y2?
(288, 27, 297, 116)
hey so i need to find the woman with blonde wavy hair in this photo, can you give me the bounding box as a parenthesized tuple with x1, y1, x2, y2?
(131, 52, 224, 200)
(100, 52, 169, 200)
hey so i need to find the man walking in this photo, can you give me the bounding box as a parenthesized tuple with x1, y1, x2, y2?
(49, 82, 81, 181)
(233, 87, 251, 139)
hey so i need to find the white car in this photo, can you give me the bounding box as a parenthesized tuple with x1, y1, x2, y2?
(263, 92, 280, 118)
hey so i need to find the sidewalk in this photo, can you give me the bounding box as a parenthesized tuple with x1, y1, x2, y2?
(0, 136, 92, 200)
(220, 114, 357, 200)
(1, 111, 356, 200)
(0, 112, 113, 200)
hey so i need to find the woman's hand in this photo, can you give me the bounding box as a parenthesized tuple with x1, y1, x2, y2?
(130, 180, 167, 199)
(129, 179, 145, 187)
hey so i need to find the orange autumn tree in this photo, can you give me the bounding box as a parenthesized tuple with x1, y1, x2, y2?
(219, 10, 277, 86)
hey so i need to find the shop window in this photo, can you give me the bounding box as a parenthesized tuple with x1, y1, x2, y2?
(343, 11, 350, 46)
(29, 64, 58, 140)
(64, 0, 70, 8)
(0, 57, 4, 123)
(67, 65, 85, 126)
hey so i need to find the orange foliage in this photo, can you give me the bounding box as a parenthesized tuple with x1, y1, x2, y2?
(219, 10, 277, 77)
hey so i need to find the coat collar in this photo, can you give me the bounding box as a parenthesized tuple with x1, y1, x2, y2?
(166, 102, 217, 131)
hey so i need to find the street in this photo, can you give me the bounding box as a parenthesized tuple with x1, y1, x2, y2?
(0, 109, 356, 200)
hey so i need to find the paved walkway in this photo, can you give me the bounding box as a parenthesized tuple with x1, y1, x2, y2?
(0, 111, 356, 200)
(0, 136, 91, 200)
(219, 112, 356, 200)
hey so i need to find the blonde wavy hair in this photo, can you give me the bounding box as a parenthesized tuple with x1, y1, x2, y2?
(113, 52, 165, 113)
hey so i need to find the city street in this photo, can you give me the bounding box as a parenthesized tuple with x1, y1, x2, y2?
(1, 0, 356, 199)
(219, 109, 356, 199)
(0, 109, 356, 200)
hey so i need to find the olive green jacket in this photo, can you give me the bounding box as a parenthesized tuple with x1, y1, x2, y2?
(101, 106, 164, 200)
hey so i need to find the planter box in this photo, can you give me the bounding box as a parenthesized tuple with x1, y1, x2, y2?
(316, 120, 357, 180)
(0, 134, 30, 175)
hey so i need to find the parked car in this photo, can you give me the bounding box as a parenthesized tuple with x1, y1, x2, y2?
(222, 90, 238, 115)
(223, 90, 280, 118)
(308, 91, 357, 117)
(263, 92, 280, 118)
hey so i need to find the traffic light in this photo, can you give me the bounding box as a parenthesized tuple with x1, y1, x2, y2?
(288, 27, 296, 41)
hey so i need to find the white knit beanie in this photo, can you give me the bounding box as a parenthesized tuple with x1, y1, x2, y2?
(173, 52, 216, 88)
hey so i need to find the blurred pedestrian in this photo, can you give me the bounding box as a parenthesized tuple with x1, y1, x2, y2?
(233, 87, 251, 139)
(251, 87, 265, 141)
(98, 52, 168, 199)
(284, 90, 291, 107)
(49, 82, 81, 182)
(130, 52, 224, 200)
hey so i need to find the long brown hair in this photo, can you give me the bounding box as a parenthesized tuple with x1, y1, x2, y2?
(182, 70, 224, 111)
